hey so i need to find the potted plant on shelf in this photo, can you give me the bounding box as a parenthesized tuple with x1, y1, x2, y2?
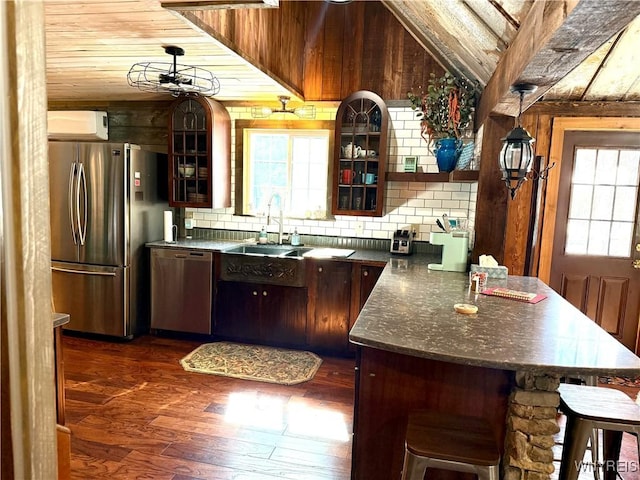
(408, 72, 478, 172)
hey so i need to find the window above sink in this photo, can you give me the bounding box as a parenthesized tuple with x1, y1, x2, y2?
(234, 120, 335, 221)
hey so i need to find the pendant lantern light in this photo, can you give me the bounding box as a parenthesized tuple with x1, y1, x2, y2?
(499, 83, 537, 199)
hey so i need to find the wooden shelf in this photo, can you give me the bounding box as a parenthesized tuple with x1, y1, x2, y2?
(385, 170, 479, 183)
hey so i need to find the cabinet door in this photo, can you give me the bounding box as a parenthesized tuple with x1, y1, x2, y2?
(359, 265, 384, 310)
(168, 97, 231, 209)
(260, 285, 307, 348)
(215, 281, 261, 342)
(309, 260, 352, 353)
(332, 90, 388, 217)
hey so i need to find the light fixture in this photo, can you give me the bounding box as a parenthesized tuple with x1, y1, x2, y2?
(499, 83, 537, 199)
(251, 96, 316, 119)
(127, 46, 220, 97)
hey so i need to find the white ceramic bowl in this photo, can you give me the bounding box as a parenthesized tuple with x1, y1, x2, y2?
(178, 165, 195, 177)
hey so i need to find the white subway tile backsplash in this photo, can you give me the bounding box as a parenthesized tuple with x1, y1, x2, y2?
(394, 110, 417, 121)
(452, 191, 470, 201)
(433, 191, 453, 200)
(443, 183, 462, 192)
(397, 206, 416, 216)
(185, 105, 478, 243)
(407, 198, 425, 208)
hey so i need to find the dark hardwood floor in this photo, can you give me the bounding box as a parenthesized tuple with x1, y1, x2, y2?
(62, 334, 640, 480)
(62, 334, 355, 480)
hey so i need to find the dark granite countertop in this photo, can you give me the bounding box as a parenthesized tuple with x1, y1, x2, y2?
(146, 239, 398, 264)
(349, 260, 640, 376)
(53, 312, 70, 328)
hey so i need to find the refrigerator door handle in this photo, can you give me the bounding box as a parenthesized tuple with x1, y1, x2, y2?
(77, 162, 87, 245)
(52, 266, 117, 277)
(68, 162, 79, 245)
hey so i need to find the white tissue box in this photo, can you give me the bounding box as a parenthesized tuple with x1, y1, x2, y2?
(470, 264, 509, 279)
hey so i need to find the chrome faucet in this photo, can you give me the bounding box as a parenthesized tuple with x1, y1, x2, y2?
(267, 193, 284, 244)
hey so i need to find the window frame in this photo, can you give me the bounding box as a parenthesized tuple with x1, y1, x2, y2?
(234, 119, 335, 218)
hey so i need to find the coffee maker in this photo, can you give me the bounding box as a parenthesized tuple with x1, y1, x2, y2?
(427, 231, 469, 272)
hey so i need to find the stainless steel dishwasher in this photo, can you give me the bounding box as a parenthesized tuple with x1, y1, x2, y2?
(150, 248, 213, 334)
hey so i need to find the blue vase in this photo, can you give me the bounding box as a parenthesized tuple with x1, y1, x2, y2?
(434, 138, 462, 172)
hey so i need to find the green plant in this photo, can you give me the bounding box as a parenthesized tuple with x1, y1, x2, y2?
(408, 72, 478, 144)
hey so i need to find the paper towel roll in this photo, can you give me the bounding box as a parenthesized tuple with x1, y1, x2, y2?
(164, 210, 174, 242)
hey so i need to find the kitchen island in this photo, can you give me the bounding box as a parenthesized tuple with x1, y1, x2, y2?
(349, 257, 640, 480)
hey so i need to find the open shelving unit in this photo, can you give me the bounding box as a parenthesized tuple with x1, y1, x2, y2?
(332, 90, 389, 217)
(385, 170, 479, 183)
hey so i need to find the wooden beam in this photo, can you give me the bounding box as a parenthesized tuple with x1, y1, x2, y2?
(1, 1, 58, 479)
(476, 0, 640, 126)
(380, 0, 483, 84)
(161, 0, 278, 11)
(528, 100, 640, 117)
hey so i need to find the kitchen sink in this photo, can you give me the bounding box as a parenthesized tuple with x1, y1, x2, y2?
(283, 247, 316, 257)
(223, 244, 295, 256)
(223, 244, 317, 258)
(220, 244, 309, 286)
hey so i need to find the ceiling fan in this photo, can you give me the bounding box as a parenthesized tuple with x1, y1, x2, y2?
(127, 46, 220, 97)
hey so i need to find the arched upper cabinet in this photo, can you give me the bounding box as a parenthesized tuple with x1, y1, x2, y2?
(332, 90, 389, 217)
(168, 96, 231, 208)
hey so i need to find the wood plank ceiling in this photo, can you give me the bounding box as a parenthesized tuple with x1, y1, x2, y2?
(44, 0, 293, 102)
(44, 0, 640, 111)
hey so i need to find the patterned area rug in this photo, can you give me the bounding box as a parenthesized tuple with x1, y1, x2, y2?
(180, 342, 322, 385)
(599, 376, 640, 387)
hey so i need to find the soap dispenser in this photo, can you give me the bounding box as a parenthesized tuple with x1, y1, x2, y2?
(258, 227, 268, 244)
(291, 228, 301, 246)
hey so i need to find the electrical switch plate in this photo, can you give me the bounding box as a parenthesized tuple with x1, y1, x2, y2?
(355, 221, 364, 235)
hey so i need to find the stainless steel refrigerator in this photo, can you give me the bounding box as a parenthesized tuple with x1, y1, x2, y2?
(49, 142, 167, 338)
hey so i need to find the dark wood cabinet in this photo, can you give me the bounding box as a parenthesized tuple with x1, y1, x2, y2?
(214, 257, 384, 355)
(332, 90, 389, 217)
(215, 281, 261, 342)
(352, 346, 513, 480)
(348, 262, 384, 353)
(307, 259, 352, 353)
(358, 264, 384, 310)
(168, 96, 231, 208)
(215, 280, 307, 348)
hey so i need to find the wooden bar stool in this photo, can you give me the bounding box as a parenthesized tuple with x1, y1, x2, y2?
(560, 376, 600, 480)
(401, 410, 500, 480)
(558, 383, 640, 480)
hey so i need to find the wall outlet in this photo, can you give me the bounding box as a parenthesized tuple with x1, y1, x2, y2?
(410, 223, 420, 235)
(355, 221, 364, 235)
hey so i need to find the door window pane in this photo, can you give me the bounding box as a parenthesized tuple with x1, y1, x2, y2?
(568, 185, 593, 219)
(613, 186, 637, 221)
(617, 150, 640, 186)
(610, 222, 633, 257)
(572, 148, 596, 184)
(565, 146, 640, 257)
(594, 149, 618, 185)
(565, 219, 589, 254)
(587, 220, 610, 255)
(591, 185, 614, 220)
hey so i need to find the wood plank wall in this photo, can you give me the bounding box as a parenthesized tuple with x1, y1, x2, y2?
(47, 101, 171, 152)
(472, 115, 512, 266)
(188, 0, 443, 101)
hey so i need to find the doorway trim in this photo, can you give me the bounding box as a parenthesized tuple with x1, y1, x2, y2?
(538, 117, 640, 284)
